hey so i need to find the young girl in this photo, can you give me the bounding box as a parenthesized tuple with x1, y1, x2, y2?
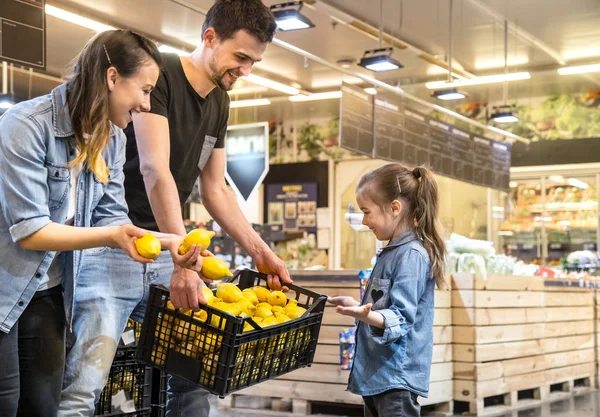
(329, 163, 448, 417)
(0, 30, 197, 417)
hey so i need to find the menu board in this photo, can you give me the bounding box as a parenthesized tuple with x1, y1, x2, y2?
(1, 0, 45, 69)
(340, 82, 511, 191)
(340, 83, 374, 157)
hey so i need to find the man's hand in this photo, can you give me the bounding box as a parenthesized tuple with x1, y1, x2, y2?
(169, 266, 207, 310)
(254, 250, 292, 291)
(155, 232, 203, 272)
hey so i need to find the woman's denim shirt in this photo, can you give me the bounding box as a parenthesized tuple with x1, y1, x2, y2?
(348, 229, 435, 398)
(0, 83, 131, 333)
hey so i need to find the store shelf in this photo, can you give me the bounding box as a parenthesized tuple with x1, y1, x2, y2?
(528, 201, 598, 212)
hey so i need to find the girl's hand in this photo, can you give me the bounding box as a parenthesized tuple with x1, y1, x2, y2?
(154, 233, 202, 272)
(327, 296, 360, 307)
(112, 224, 154, 263)
(336, 303, 373, 321)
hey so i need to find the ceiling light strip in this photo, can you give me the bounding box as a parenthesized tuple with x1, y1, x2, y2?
(244, 73, 299, 95)
(229, 98, 271, 108)
(289, 91, 341, 102)
(557, 64, 600, 75)
(45, 4, 115, 32)
(425, 72, 531, 89)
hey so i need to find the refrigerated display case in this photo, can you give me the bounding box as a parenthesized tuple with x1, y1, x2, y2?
(497, 164, 600, 266)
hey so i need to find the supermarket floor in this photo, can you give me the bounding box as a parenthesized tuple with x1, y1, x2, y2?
(208, 390, 600, 417)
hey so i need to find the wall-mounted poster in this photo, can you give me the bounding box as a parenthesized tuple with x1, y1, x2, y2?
(267, 183, 318, 232)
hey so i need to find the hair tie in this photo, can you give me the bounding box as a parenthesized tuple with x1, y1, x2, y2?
(413, 167, 422, 179)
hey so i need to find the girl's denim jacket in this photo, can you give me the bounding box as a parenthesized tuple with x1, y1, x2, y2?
(0, 83, 131, 334)
(348, 229, 435, 398)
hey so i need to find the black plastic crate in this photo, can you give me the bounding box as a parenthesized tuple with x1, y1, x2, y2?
(136, 269, 326, 397)
(95, 346, 153, 416)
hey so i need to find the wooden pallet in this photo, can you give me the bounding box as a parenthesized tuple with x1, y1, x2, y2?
(453, 374, 594, 416)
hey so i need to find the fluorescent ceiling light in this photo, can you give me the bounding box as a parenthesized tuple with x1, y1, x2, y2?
(274, 13, 314, 31)
(557, 63, 600, 75)
(497, 231, 514, 236)
(425, 72, 531, 89)
(549, 175, 565, 183)
(244, 73, 299, 95)
(228, 86, 269, 95)
(432, 88, 467, 101)
(491, 105, 519, 123)
(562, 48, 600, 60)
(567, 178, 589, 189)
(158, 45, 188, 56)
(45, 5, 115, 32)
(509, 181, 518, 188)
(358, 47, 402, 72)
(359, 56, 402, 72)
(229, 98, 271, 109)
(364, 88, 377, 95)
(270, 2, 315, 31)
(289, 91, 342, 102)
(492, 112, 519, 123)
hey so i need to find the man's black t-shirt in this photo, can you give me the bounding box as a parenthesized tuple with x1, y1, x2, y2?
(123, 53, 230, 231)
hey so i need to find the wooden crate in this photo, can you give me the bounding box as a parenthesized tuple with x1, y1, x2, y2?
(224, 279, 453, 412)
(451, 273, 596, 416)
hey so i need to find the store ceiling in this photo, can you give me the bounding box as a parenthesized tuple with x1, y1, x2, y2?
(4, 0, 600, 119)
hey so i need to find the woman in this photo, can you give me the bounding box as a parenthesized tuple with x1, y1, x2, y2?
(0, 30, 195, 416)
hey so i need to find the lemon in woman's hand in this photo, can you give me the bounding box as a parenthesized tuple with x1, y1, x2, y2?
(135, 234, 161, 259)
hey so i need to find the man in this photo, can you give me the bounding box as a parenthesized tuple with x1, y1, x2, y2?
(59, 1, 290, 416)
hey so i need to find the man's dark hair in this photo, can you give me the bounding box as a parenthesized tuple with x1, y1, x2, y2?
(202, 0, 277, 43)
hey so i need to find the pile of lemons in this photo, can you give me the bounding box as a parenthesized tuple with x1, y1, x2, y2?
(150, 284, 311, 387)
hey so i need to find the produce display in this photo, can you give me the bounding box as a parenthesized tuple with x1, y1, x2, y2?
(446, 233, 538, 277)
(501, 183, 598, 233)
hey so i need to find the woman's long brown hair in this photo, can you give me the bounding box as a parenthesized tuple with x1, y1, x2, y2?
(66, 30, 161, 183)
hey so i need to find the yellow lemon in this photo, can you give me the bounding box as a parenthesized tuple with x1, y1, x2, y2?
(210, 301, 241, 329)
(241, 289, 259, 305)
(236, 298, 256, 316)
(272, 306, 283, 314)
(252, 286, 271, 303)
(260, 315, 278, 327)
(202, 257, 233, 281)
(285, 299, 307, 319)
(267, 291, 287, 307)
(201, 285, 216, 305)
(135, 234, 161, 259)
(215, 283, 242, 303)
(178, 229, 215, 255)
(274, 312, 291, 324)
(254, 303, 273, 318)
(243, 316, 262, 332)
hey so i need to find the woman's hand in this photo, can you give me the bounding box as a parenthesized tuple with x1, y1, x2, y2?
(327, 296, 360, 307)
(111, 224, 154, 263)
